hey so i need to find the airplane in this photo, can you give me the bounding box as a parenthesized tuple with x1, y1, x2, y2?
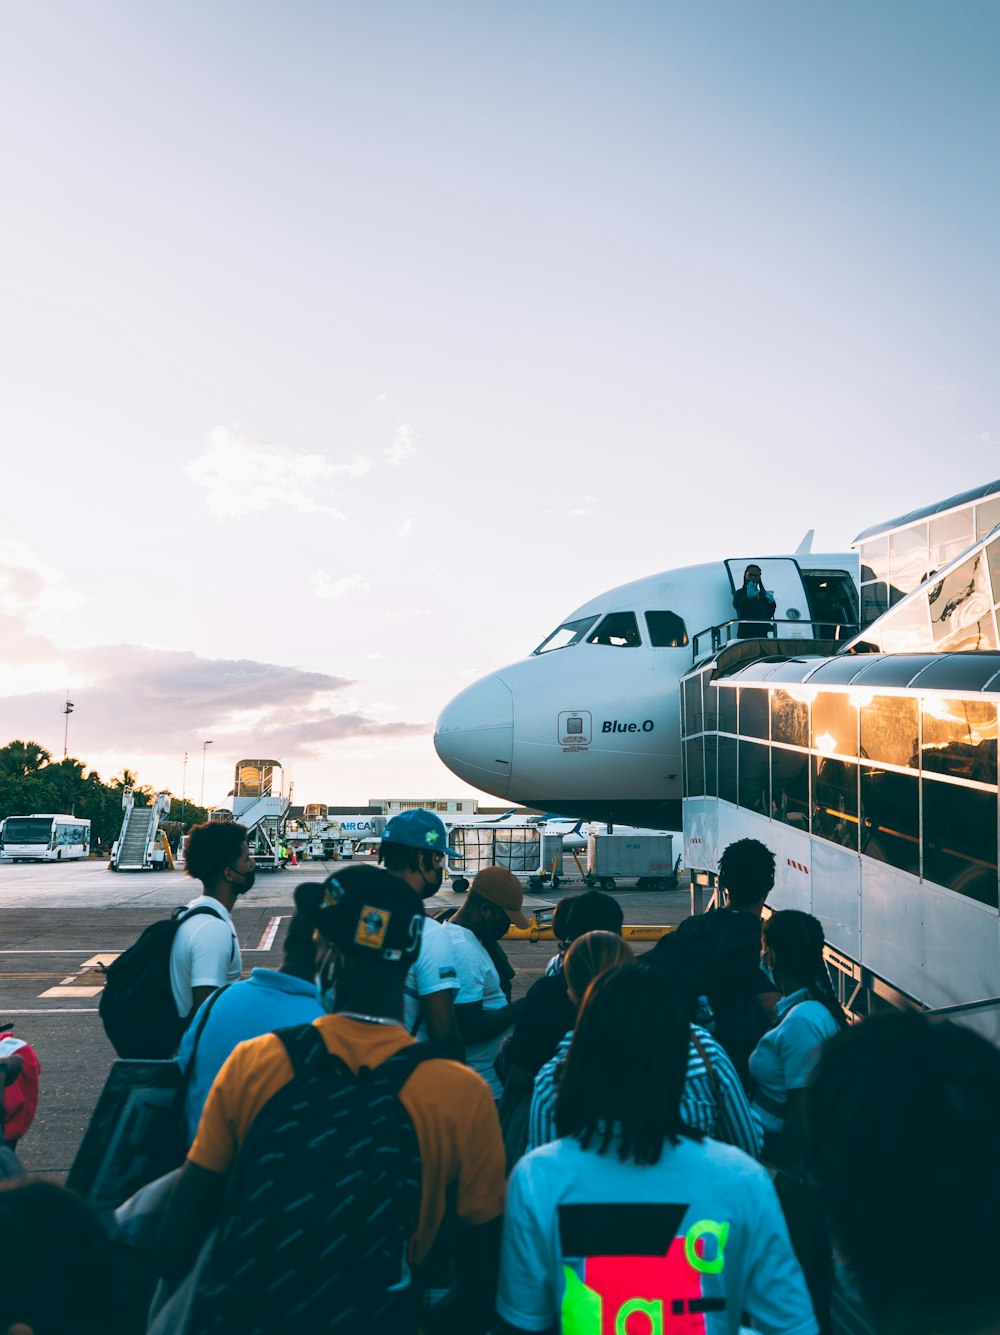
(434, 551, 861, 829)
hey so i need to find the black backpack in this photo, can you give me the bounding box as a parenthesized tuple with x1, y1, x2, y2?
(190, 1025, 432, 1335)
(99, 904, 225, 1058)
(643, 914, 719, 1018)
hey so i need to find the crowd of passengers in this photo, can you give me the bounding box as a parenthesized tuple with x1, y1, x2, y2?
(2, 811, 999, 1335)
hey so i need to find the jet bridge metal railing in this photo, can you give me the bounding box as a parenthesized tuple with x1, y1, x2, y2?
(690, 619, 860, 662)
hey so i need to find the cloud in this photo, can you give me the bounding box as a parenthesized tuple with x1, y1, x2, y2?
(384, 422, 417, 466)
(0, 539, 85, 620)
(311, 572, 371, 601)
(185, 427, 371, 520)
(396, 517, 414, 540)
(0, 568, 429, 768)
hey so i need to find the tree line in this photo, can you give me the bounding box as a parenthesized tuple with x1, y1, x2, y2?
(0, 740, 209, 851)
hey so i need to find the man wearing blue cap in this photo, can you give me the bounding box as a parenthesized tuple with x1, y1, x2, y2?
(380, 808, 465, 1061)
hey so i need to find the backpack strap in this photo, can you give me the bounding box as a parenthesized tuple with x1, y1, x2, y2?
(275, 1022, 354, 1081)
(174, 904, 226, 924)
(370, 1040, 435, 1095)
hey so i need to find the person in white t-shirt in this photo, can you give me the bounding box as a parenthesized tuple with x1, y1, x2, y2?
(170, 821, 254, 1021)
(379, 809, 464, 1060)
(496, 964, 817, 1335)
(445, 866, 529, 1099)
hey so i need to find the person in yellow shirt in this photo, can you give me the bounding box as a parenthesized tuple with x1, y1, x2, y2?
(157, 864, 506, 1335)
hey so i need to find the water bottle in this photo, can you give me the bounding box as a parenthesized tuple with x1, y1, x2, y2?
(694, 994, 716, 1034)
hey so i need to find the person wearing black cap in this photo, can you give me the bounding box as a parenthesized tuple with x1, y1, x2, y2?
(158, 864, 505, 1334)
(380, 808, 464, 1060)
(733, 563, 776, 638)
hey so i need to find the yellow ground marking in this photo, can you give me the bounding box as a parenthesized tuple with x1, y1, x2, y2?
(38, 985, 104, 998)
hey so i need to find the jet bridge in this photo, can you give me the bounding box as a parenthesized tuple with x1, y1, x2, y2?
(110, 789, 173, 872)
(210, 759, 291, 872)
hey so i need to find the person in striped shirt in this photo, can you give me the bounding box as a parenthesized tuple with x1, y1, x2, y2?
(528, 934, 763, 1158)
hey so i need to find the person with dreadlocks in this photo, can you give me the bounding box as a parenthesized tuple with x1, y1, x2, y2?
(749, 910, 847, 1165)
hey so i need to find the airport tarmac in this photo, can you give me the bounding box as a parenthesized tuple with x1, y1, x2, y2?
(0, 858, 691, 1178)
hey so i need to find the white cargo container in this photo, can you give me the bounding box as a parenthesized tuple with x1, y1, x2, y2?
(586, 832, 676, 891)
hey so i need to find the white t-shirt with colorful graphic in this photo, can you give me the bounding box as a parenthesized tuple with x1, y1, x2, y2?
(497, 1133, 817, 1335)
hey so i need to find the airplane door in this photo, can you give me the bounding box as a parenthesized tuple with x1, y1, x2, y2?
(725, 558, 813, 638)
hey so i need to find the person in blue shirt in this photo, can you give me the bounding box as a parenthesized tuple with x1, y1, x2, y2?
(749, 910, 847, 1166)
(177, 883, 324, 1145)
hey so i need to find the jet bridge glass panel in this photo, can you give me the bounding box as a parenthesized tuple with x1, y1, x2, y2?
(738, 688, 769, 740)
(587, 612, 641, 647)
(772, 746, 810, 829)
(889, 523, 929, 596)
(812, 692, 859, 759)
(928, 551, 997, 652)
(922, 781, 998, 907)
(771, 689, 809, 748)
(977, 498, 1000, 541)
(860, 767, 919, 876)
(738, 740, 769, 814)
(920, 698, 998, 786)
(811, 756, 859, 850)
(859, 695, 919, 770)
(685, 739, 705, 797)
(929, 510, 975, 575)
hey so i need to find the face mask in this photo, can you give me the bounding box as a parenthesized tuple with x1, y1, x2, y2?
(760, 951, 776, 988)
(233, 869, 256, 896)
(422, 863, 444, 897)
(315, 946, 339, 1013)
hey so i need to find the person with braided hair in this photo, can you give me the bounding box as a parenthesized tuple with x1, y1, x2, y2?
(748, 910, 846, 1165)
(749, 910, 847, 1332)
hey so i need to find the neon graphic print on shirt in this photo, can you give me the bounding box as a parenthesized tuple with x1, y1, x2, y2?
(558, 1204, 729, 1334)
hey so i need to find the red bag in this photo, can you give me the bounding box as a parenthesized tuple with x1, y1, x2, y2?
(1, 1035, 41, 1144)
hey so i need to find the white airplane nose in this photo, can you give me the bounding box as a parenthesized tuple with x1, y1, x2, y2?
(434, 674, 514, 797)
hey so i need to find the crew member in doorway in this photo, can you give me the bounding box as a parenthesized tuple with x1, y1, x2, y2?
(733, 564, 776, 638)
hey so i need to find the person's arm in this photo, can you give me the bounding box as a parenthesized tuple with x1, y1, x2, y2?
(421, 989, 465, 1062)
(455, 996, 526, 1043)
(187, 984, 216, 1020)
(756, 990, 781, 1025)
(707, 1037, 764, 1158)
(156, 1160, 227, 1282)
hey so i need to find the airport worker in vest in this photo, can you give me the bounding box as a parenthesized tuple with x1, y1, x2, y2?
(380, 808, 465, 1060)
(444, 866, 530, 1099)
(176, 881, 324, 1145)
(496, 965, 816, 1335)
(158, 865, 506, 1335)
(172, 821, 254, 1023)
(733, 563, 777, 638)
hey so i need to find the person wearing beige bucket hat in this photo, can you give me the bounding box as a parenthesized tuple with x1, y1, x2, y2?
(443, 867, 530, 1098)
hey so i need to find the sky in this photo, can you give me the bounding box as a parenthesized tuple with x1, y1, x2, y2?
(1, 0, 998, 809)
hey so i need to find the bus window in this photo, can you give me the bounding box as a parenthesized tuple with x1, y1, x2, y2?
(533, 616, 599, 655)
(587, 613, 641, 648)
(644, 611, 689, 647)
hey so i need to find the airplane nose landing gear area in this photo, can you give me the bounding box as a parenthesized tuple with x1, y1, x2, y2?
(434, 673, 514, 798)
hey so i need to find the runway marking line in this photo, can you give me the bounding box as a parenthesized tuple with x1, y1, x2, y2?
(255, 916, 283, 952)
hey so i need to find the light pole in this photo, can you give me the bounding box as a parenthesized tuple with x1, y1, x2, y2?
(181, 751, 188, 828)
(200, 740, 213, 810)
(62, 695, 74, 760)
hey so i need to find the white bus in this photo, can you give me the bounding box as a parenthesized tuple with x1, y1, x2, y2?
(1, 814, 92, 862)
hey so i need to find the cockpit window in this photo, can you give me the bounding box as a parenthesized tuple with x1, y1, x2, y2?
(533, 615, 599, 655)
(645, 611, 689, 647)
(587, 612, 642, 647)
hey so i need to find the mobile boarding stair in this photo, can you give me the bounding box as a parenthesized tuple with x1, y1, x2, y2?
(110, 789, 173, 872)
(209, 758, 291, 873)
